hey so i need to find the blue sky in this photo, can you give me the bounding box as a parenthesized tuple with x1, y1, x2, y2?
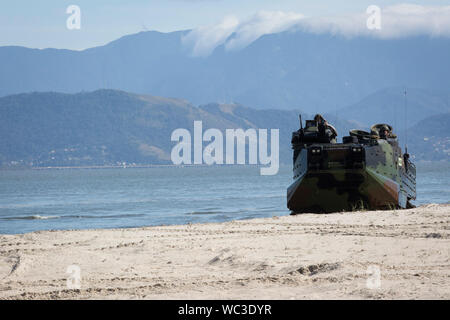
(0, 0, 449, 50)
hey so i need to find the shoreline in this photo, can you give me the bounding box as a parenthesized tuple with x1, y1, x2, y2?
(1, 164, 269, 171)
(0, 204, 449, 300)
(0, 202, 444, 236)
(1, 160, 448, 171)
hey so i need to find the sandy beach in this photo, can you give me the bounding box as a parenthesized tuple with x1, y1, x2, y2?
(0, 204, 449, 300)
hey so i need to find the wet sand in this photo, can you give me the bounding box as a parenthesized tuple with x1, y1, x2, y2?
(0, 204, 449, 300)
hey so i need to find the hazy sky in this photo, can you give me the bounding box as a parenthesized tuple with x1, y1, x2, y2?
(1, 0, 449, 50)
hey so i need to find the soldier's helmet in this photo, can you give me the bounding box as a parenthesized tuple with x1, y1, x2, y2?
(379, 125, 391, 138)
(314, 114, 325, 124)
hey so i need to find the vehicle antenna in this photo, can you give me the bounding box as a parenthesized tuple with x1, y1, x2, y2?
(404, 89, 408, 154)
(299, 114, 303, 130)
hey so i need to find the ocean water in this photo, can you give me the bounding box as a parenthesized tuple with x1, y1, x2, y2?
(0, 163, 448, 234)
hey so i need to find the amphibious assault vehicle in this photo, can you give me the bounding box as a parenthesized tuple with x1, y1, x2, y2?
(287, 115, 416, 213)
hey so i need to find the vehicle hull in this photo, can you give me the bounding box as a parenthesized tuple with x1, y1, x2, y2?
(287, 167, 405, 213)
(287, 141, 416, 213)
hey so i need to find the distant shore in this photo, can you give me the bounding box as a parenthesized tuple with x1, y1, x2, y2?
(1, 160, 448, 171)
(0, 204, 449, 300)
(0, 163, 268, 171)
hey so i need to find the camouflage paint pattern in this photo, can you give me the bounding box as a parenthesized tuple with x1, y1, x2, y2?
(287, 138, 416, 213)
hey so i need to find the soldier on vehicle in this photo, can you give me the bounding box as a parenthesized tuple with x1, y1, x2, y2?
(314, 114, 325, 124)
(313, 114, 338, 143)
(379, 125, 390, 139)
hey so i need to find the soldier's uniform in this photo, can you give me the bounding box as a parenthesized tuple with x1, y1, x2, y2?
(314, 114, 338, 143)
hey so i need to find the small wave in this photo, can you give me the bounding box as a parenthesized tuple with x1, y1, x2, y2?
(187, 211, 221, 215)
(0, 213, 146, 221)
(0, 215, 61, 221)
(65, 213, 147, 219)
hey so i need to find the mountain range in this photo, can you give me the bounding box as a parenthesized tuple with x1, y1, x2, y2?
(0, 89, 447, 168)
(1, 27, 449, 166)
(1, 30, 450, 114)
(338, 87, 450, 134)
(0, 90, 297, 167)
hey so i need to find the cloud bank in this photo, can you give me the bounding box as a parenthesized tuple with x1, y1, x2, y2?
(182, 11, 303, 56)
(224, 11, 304, 51)
(298, 4, 450, 39)
(182, 15, 239, 57)
(182, 4, 450, 57)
